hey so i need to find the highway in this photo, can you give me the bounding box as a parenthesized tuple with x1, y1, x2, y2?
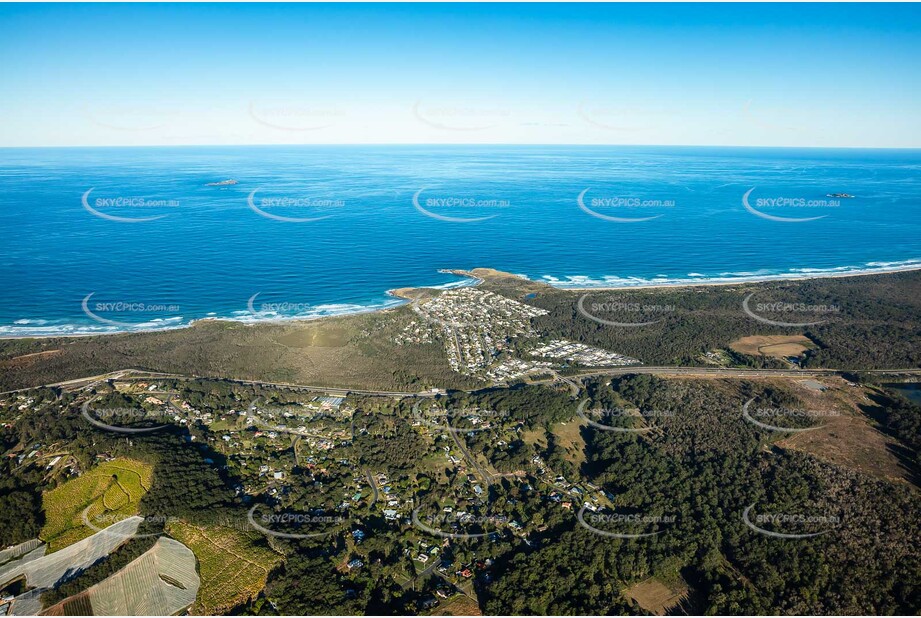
(3, 365, 920, 398)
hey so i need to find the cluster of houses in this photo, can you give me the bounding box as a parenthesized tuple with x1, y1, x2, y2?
(484, 358, 554, 382)
(530, 339, 639, 367)
(392, 319, 436, 346)
(413, 288, 549, 377)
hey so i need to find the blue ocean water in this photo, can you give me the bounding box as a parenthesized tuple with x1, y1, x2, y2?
(1, 145, 919, 336)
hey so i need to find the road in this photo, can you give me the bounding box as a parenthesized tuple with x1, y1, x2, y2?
(3, 365, 921, 398)
(402, 552, 442, 590)
(365, 470, 379, 505)
(447, 421, 494, 485)
(416, 554, 441, 579)
(0, 369, 437, 398)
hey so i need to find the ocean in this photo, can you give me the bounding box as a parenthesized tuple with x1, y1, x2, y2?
(1, 145, 919, 336)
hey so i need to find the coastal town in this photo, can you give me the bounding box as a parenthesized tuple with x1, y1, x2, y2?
(396, 287, 639, 382)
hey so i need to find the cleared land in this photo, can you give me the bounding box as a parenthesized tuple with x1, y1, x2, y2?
(40, 458, 153, 552)
(41, 537, 199, 616)
(776, 379, 910, 484)
(166, 520, 283, 615)
(624, 577, 688, 615)
(729, 334, 815, 359)
(548, 418, 588, 468)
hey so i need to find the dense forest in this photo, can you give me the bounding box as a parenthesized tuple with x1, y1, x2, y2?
(482, 375, 921, 615)
(499, 270, 921, 369)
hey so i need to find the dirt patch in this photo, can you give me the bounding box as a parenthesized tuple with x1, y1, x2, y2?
(729, 335, 814, 359)
(0, 349, 62, 370)
(777, 379, 909, 484)
(624, 577, 688, 615)
(429, 593, 482, 616)
(10, 349, 62, 361)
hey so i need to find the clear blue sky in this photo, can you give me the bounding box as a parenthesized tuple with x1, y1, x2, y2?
(1, 3, 919, 147)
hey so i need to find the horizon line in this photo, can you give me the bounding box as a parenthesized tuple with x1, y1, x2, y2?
(2, 143, 920, 151)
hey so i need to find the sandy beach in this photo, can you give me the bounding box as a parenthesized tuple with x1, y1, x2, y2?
(3, 263, 920, 341)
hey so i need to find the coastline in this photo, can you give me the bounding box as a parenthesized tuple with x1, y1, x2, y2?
(550, 261, 921, 292)
(2, 262, 920, 341)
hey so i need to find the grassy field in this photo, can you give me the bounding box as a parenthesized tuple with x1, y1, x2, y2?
(729, 334, 815, 359)
(166, 519, 283, 615)
(776, 378, 910, 483)
(40, 458, 153, 553)
(548, 418, 588, 468)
